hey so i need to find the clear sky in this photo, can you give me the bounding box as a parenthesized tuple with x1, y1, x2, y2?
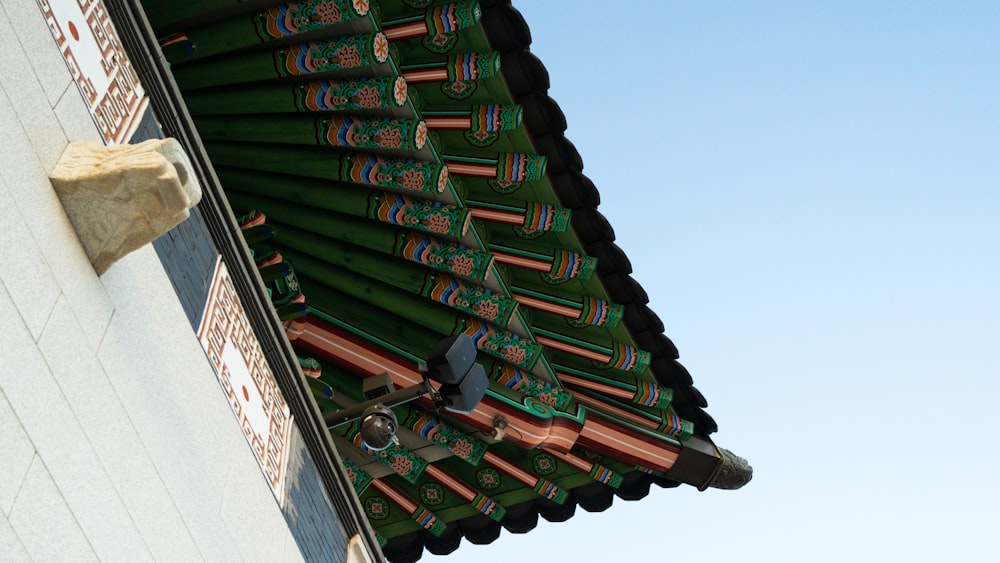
(430, 2, 1000, 562)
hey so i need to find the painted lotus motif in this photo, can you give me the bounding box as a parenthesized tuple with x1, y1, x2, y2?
(337, 44, 362, 67)
(373, 33, 390, 62)
(450, 438, 473, 459)
(390, 455, 413, 475)
(400, 168, 426, 190)
(414, 121, 428, 149)
(377, 126, 402, 148)
(426, 212, 452, 234)
(449, 254, 475, 276)
(356, 85, 381, 108)
(315, 2, 343, 23)
(502, 344, 527, 365)
(393, 76, 408, 106)
(475, 300, 499, 321)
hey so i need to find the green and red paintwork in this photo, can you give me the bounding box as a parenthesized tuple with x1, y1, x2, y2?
(141, 0, 704, 550)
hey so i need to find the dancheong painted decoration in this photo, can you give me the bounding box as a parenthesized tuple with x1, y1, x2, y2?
(140, 0, 751, 560)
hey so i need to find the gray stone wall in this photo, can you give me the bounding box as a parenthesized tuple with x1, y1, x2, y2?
(282, 427, 351, 563)
(138, 112, 355, 563)
(151, 206, 218, 328)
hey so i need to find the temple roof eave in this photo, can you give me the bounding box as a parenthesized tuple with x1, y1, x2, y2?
(133, 0, 750, 557)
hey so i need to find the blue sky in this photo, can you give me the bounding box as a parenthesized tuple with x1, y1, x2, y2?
(431, 2, 999, 561)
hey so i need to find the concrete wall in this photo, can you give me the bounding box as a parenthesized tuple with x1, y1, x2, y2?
(0, 1, 303, 560)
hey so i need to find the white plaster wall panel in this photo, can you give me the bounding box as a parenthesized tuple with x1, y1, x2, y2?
(9, 456, 99, 562)
(0, 87, 113, 351)
(0, 282, 61, 423)
(98, 249, 303, 562)
(97, 258, 241, 562)
(54, 79, 106, 144)
(0, 177, 62, 340)
(1, 295, 153, 562)
(0, 0, 71, 107)
(98, 249, 238, 491)
(0, 390, 36, 517)
(0, 512, 31, 562)
(37, 296, 202, 562)
(0, 12, 70, 170)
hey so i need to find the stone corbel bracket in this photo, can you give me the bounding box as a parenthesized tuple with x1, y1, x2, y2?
(49, 138, 202, 274)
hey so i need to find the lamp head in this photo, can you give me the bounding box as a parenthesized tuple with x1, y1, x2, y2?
(359, 404, 398, 451)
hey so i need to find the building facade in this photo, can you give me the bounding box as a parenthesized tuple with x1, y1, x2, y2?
(2, 1, 750, 561)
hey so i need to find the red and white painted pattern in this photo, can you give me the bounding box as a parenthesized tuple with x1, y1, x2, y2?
(38, 0, 148, 144)
(198, 258, 292, 503)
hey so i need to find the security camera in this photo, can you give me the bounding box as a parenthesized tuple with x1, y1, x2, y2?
(325, 335, 489, 434)
(359, 404, 398, 451)
(362, 372, 395, 400)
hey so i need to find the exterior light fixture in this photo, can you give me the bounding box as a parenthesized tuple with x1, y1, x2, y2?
(325, 334, 488, 450)
(358, 404, 399, 451)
